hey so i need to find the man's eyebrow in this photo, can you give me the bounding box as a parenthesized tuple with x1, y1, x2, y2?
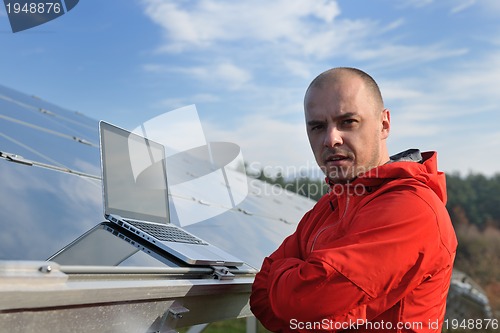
(307, 112, 359, 126)
(336, 112, 359, 120)
(306, 119, 325, 127)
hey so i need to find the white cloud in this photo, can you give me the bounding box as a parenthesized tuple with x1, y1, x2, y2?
(141, 0, 469, 82)
(439, 53, 500, 103)
(398, 0, 500, 15)
(213, 62, 252, 90)
(177, 62, 252, 90)
(202, 114, 318, 177)
(379, 49, 500, 175)
(380, 81, 424, 102)
(380, 18, 406, 33)
(450, 0, 477, 14)
(142, 63, 169, 73)
(193, 93, 221, 103)
(283, 60, 313, 80)
(143, 61, 252, 90)
(142, 0, 341, 53)
(140, 0, 393, 64)
(432, 130, 500, 176)
(397, 0, 473, 12)
(400, 0, 435, 8)
(383, 48, 500, 116)
(451, 0, 500, 15)
(154, 93, 220, 110)
(354, 43, 468, 69)
(480, 0, 500, 12)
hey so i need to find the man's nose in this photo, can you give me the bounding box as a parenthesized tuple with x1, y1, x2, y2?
(323, 126, 343, 147)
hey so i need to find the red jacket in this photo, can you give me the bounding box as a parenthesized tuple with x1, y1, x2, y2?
(250, 151, 457, 332)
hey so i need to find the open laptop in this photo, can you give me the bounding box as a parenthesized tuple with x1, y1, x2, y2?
(48, 222, 188, 267)
(99, 121, 243, 267)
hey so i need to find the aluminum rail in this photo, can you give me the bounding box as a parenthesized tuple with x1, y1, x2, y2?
(0, 261, 256, 333)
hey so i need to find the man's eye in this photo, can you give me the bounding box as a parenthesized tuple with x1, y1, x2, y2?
(310, 124, 325, 131)
(342, 119, 357, 126)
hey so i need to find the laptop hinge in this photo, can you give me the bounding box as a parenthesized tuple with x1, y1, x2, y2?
(211, 266, 235, 280)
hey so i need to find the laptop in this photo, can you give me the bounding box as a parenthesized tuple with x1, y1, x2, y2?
(99, 121, 244, 267)
(48, 222, 188, 267)
(48, 222, 141, 266)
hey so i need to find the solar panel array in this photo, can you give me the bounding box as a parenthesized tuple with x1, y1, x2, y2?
(0, 83, 315, 268)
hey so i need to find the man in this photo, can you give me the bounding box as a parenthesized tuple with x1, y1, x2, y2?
(250, 67, 457, 332)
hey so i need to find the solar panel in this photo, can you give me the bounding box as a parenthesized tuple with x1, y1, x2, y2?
(0, 83, 314, 268)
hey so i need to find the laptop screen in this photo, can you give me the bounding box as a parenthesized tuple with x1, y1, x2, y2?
(99, 121, 170, 224)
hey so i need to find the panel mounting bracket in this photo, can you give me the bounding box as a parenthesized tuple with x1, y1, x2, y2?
(211, 266, 235, 280)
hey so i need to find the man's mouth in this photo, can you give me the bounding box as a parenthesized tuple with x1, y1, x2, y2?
(325, 154, 349, 162)
(328, 155, 347, 161)
(323, 152, 353, 167)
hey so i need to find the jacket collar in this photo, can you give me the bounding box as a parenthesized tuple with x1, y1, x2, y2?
(326, 149, 446, 204)
(389, 148, 423, 163)
(326, 148, 425, 193)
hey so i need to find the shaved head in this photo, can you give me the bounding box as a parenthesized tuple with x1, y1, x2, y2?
(305, 67, 384, 112)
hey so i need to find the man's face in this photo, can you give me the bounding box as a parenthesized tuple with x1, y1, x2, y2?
(305, 76, 390, 184)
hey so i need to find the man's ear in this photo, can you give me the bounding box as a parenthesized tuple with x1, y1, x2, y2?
(381, 108, 390, 139)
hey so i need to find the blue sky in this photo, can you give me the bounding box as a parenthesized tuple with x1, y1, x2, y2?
(1, 0, 500, 177)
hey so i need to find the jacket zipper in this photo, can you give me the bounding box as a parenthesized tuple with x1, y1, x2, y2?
(310, 194, 350, 252)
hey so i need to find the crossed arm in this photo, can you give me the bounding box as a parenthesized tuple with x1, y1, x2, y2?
(250, 191, 451, 332)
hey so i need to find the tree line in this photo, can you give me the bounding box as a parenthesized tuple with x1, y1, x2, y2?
(446, 172, 500, 230)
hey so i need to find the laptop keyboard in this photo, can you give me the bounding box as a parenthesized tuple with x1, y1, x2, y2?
(125, 220, 208, 245)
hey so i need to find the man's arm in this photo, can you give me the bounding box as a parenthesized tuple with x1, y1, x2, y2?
(257, 190, 452, 328)
(250, 210, 312, 332)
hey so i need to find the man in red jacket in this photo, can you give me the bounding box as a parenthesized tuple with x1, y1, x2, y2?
(250, 67, 457, 332)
